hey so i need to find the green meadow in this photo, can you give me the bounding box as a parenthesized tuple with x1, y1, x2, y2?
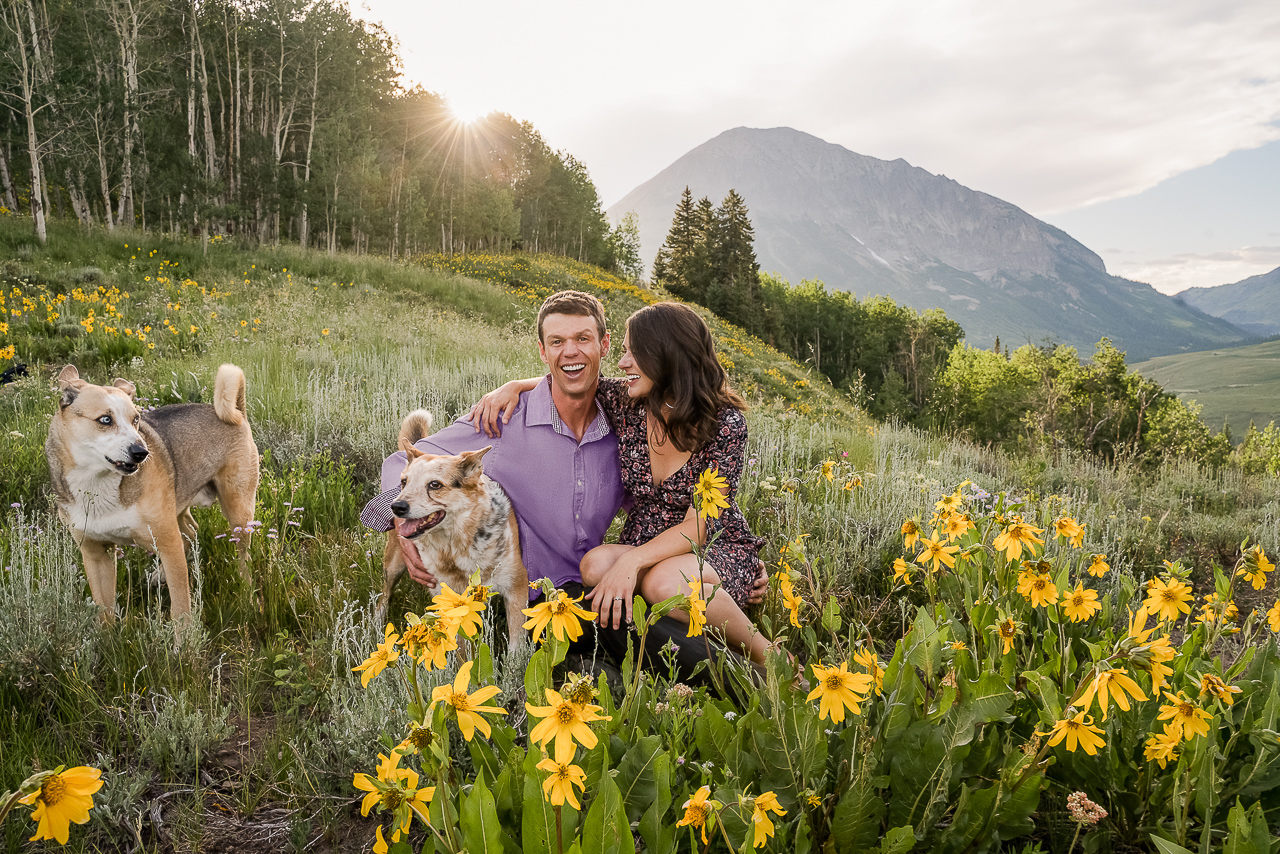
(1, 218, 1278, 853)
(1133, 339, 1280, 437)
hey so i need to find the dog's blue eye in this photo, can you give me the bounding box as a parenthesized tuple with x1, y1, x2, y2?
(98, 415, 113, 425)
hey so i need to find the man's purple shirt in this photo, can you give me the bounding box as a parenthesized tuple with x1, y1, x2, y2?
(360, 376, 626, 596)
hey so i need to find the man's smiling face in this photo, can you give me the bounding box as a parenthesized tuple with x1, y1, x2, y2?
(538, 312, 609, 403)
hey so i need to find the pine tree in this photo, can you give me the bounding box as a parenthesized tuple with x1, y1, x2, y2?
(705, 189, 762, 332)
(652, 186, 699, 294)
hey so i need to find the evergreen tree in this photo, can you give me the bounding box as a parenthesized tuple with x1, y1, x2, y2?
(652, 186, 698, 293)
(705, 189, 762, 332)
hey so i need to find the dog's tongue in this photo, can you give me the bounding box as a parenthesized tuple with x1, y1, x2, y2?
(397, 510, 445, 539)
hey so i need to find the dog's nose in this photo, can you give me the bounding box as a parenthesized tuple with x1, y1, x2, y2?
(128, 443, 149, 463)
(390, 500, 409, 517)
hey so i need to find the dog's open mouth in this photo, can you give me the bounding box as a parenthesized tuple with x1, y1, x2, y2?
(109, 458, 140, 475)
(397, 510, 446, 539)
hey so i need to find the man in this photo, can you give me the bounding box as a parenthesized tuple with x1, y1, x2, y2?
(361, 290, 764, 680)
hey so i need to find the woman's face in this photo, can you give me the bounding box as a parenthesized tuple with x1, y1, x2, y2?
(618, 332, 655, 399)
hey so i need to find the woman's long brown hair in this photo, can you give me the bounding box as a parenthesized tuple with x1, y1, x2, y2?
(625, 302, 746, 454)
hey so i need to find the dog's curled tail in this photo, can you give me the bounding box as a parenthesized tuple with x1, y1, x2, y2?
(399, 409, 434, 446)
(213, 364, 249, 426)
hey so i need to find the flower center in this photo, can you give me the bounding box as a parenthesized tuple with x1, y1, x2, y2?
(40, 775, 67, 807)
(687, 804, 708, 825)
(382, 789, 404, 811)
(825, 674, 843, 691)
(550, 601, 568, 616)
(556, 703, 576, 723)
(553, 764, 572, 781)
(449, 692, 469, 712)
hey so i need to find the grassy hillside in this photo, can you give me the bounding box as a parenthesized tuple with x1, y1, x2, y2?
(2, 217, 1279, 852)
(1133, 338, 1280, 436)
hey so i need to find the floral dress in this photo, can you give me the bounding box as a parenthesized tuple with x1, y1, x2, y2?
(597, 378, 764, 606)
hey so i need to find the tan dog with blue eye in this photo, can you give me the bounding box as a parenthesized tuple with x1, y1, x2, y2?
(45, 364, 260, 628)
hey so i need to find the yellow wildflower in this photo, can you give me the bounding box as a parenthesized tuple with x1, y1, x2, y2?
(536, 758, 586, 809)
(677, 786, 721, 845)
(993, 518, 1045, 561)
(1142, 576, 1193, 623)
(806, 661, 874, 723)
(693, 467, 730, 520)
(522, 590, 596, 643)
(1061, 583, 1101, 622)
(17, 766, 104, 844)
(428, 660, 506, 741)
(352, 624, 400, 687)
(1039, 711, 1106, 755)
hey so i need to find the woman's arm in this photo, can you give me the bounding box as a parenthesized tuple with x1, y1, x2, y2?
(467, 377, 542, 437)
(587, 506, 707, 628)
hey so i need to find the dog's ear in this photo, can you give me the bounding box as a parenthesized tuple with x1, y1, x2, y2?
(57, 365, 85, 409)
(400, 437, 425, 458)
(457, 446, 492, 481)
(112, 378, 137, 399)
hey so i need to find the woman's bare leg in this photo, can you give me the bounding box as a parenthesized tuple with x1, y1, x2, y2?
(640, 555, 770, 665)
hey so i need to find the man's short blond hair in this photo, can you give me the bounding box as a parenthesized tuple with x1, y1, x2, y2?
(537, 291, 608, 342)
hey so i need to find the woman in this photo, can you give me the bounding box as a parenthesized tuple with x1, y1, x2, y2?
(480, 302, 770, 664)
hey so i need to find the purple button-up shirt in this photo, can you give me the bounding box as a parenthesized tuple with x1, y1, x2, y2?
(360, 376, 625, 595)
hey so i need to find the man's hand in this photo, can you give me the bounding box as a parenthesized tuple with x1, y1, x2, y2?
(465, 383, 523, 438)
(746, 559, 769, 606)
(398, 535, 438, 588)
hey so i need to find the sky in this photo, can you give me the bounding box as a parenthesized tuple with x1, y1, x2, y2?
(352, 0, 1280, 295)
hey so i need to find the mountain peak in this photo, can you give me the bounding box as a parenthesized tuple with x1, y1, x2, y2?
(608, 127, 1243, 360)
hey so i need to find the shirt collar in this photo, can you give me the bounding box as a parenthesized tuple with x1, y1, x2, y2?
(528, 374, 612, 442)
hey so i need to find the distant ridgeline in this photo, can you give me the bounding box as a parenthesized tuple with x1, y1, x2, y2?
(650, 186, 1234, 466)
(0, 0, 637, 273)
(612, 127, 1247, 363)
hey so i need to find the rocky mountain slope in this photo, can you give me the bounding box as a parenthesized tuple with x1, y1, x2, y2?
(608, 126, 1245, 360)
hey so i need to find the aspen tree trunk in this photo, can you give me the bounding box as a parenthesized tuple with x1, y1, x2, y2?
(298, 40, 317, 248)
(0, 142, 18, 211)
(107, 0, 141, 228)
(22, 0, 92, 225)
(1, 1, 47, 242)
(193, 0, 217, 185)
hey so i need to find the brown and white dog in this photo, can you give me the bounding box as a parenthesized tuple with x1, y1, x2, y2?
(46, 364, 259, 627)
(381, 409, 529, 647)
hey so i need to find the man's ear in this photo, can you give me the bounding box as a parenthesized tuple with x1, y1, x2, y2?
(457, 446, 492, 481)
(600, 331, 610, 357)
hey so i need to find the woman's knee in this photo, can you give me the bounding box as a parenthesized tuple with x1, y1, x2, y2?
(580, 545, 625, 586)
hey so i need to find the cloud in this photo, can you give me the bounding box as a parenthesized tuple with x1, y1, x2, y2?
(1109, 246, 1280, 294)
(563, 0, 1280, 214)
